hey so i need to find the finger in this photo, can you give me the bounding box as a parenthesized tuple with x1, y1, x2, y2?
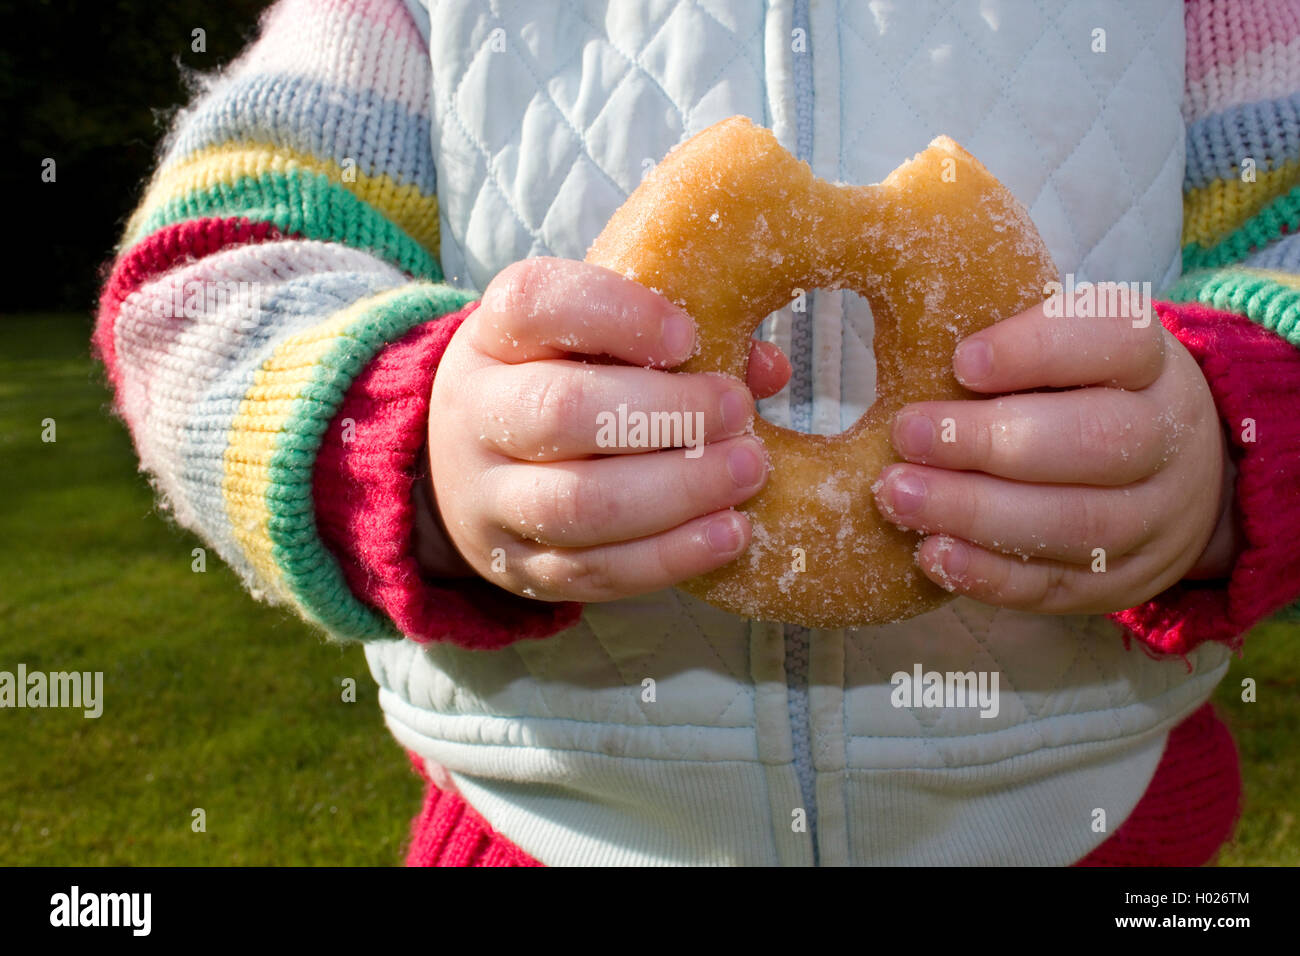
(873, 464, 1150, 563)
(510, 509, 752, 602)
(891, 389, 1166, 485)
(477, 362, 754, 460)
(474, 257, 696, 366)
(915, 534, 1133, 615)
(747, 339, 792, 399)
(953, 293, 1166, 393)
(490, 436, 769, 547)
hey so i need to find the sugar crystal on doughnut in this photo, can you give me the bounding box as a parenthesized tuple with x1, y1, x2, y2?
(586, 117, 1058, 627)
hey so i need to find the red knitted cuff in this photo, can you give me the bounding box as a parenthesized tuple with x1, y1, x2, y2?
(1108, 301, 1300, 656)
(404, 752, 542, 866)
(312, 299, 583, 650)
(1073, 702, 1241, 866)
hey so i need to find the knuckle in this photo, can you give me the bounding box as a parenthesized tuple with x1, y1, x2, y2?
(648, 528, 686, 583)
(491, 259, 539, 315)
(1144, 322, 1168, 369)
(948, 480, 982, 535)
(519, 551, 569, 599)
(1038, 561, 1072, 609)
(546, 469, 613, 540)
(532, 549, 618, 601)
(1111, 496, 1151, 554)
(965, 414, 995, 468)
(1031, 320, 1059, 366)
(980, 415, 1032, 476)
(518, 370, 585, 439)
(981, 552, 1018, 599)
(1072, 401, 1120, 461)
(1057, 492, 1108, 553)
(572, 557, 620, 600)
(1118, 311, 1165, 376)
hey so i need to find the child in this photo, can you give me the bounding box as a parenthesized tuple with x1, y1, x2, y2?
(96, 0, 1300, 865)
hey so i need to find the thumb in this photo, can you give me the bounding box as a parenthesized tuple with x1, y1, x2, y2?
(746, 339, 791, 400)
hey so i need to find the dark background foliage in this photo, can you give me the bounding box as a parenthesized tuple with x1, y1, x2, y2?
(1, 0, 272, 312)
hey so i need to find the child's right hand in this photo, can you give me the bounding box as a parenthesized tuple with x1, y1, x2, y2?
(424, 258, 789, 602)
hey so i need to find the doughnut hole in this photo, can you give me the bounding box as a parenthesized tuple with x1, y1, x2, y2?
(754, 287, 878, 436)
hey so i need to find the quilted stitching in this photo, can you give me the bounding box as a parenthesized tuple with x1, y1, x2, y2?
(838, 604, 1214, 754)
(432, 0, 769, 291)
(833, 0, 1184, 471)
(403, 0, 1199, 770)
(834, 0, 1182, 285)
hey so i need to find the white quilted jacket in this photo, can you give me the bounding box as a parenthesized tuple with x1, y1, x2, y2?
(367, 0, 1230, 865)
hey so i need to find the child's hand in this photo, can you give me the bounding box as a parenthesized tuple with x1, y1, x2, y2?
(873, 291, 1238, 614)
(423, 257, 789, 602)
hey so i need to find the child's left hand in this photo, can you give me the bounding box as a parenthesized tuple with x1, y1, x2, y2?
(872, 291, 1239, 614)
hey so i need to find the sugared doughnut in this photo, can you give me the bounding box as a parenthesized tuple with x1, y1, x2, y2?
(585, 116, 1058, 628)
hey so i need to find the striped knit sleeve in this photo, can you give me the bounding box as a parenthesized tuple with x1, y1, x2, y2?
(1107, 0, 1300, 656)
(1174, 0, 1300, 334)
(93, 0, 577, 646)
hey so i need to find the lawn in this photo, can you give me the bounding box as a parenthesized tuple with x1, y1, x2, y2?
(0, 312, 1295, 865)
(0, 313, 421, 865)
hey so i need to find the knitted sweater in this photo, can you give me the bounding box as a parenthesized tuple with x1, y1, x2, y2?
(95, 0, 1300, 865)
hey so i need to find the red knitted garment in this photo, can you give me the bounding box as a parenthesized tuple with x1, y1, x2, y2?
(1073, 702, 1242, 866)
(403, 753, 542, 867)
(316, 298, 1300, 657)
(1108, 301, 1300, 656)
(312, 300, 582, 650)
(312, 297, 1290, 866)
(401, 701, 1241, 867)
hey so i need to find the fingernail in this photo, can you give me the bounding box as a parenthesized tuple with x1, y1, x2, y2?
(940, 537, 969, 575)
(888, 471, 926, 515)
(706, 513, 744, 554)
(727, 440, 766, 487)
(721, 388, 752, 434)
(895, 412, 934, 458)
(662, 311, 695, 361)
(954, 338, 992, 386)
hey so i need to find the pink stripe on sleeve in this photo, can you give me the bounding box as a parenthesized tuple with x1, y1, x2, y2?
(1184, 0, 1300, 83)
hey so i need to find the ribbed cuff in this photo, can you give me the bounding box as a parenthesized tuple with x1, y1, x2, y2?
(403, 752, 542, 867)
(313, 299, 583, 650)
(1073, 702, 1240, 866)
(1108, 300, 1300, 656)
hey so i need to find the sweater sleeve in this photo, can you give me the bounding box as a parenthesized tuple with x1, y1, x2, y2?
(94, 0, 578, 647)
(1106, 0, 1300, 656)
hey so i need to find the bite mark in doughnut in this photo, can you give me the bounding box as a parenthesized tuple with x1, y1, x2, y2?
(586, 116, 1058, 628)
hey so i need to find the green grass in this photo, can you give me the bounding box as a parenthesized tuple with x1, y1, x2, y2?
(0, 312, 1295, 865)
(0, 313, 421, 864)
(1211, 616, 1300, 865)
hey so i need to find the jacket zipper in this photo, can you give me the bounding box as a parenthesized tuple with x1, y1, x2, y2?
(786, 0, 818, 866)
(784, 625, 817, 861)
